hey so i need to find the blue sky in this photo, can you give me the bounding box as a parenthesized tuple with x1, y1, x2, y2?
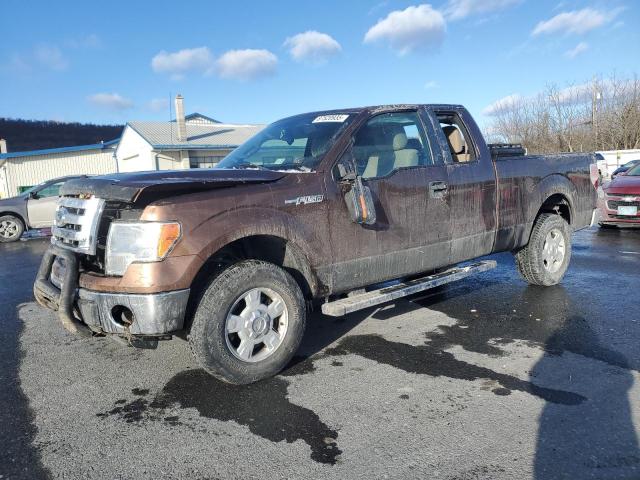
(1, 0, 637, 129)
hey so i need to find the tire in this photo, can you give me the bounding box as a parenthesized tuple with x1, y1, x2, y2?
(0, 215, 24, 243)
(188, 260, 306, 384)
(514, 213, 571, 286)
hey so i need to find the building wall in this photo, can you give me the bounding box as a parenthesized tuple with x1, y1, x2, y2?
(0, 162, 8, 198)
(154, 151, 189, 170)
(116, 126, 155, 172)
(188, 150, 232, 168)
(3, 149, 117, 197)
(596, 149, 640, 178)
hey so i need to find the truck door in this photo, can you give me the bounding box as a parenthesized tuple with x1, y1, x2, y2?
(428, 108, 497, 264)
(326, 109, 451, 292)
(27, 181, 64, 228)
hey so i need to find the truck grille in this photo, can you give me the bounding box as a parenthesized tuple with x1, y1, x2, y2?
(52, 196, 105, 255)
(607, 199, 640, 210)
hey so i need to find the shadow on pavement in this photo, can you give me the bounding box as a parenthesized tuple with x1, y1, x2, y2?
(0, 239, 50, 479)
(409, 257, 640, 480)
(530, 287, 640, 479)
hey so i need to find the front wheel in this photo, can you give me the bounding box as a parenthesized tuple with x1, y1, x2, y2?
(514, 213, 572, 286)
(0, 215, 24, 243)
(188, 260, 306, 384)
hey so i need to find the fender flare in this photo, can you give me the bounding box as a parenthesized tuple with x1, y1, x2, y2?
(527, 174, 577, 224)
(191, 207, 327, 296)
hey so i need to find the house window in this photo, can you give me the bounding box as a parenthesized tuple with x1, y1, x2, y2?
(190, 156, 225, 169)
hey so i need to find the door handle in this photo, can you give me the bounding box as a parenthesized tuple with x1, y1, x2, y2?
(429, 181, 448, 198)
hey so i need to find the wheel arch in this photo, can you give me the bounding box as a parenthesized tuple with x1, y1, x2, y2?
(183, 233, 322, 332)
(517, 174, 577, 249)
(0, 211, 26, 228)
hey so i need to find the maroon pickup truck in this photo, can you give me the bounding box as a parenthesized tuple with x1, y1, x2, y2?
(34, 104, 598, 384)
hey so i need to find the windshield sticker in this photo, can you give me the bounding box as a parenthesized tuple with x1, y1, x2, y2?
(285, 194, 324, 206)
(312, 114, 349, 123)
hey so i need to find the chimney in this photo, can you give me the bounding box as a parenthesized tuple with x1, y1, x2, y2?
(175, 94, 187, 142)
(0, 139, 6, 154)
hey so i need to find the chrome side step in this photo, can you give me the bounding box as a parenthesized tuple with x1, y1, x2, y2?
(321, 260, 497, 317)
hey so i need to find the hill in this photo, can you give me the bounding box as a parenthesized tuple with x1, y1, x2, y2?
(0, 118, 123, 152)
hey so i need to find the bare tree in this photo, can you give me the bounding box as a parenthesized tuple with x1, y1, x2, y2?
(485, 74, 640, 154)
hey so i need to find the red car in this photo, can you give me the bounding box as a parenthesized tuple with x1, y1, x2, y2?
(599, 163, 640, 227)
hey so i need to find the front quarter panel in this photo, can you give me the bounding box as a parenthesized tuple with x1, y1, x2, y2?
(140, 173, 331, 294)
(0, 196, 29, 227)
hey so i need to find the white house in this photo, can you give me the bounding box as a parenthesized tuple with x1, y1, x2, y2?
(115, 95, 263, 173)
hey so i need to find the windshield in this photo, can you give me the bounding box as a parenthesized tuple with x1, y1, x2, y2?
(624, 160, 640, 169)
(216, 112, 354, 172)
(626, 164, 640, 176)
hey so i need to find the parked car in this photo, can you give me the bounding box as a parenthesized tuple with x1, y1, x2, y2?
(611, 159, 640, 178)
(34, 104, 597, 384)
(598, 163, 640, 227)
(0, 176, 86, 242)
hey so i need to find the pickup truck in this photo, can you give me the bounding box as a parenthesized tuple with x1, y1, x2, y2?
(34, 104, 598, 384)
(0, 176, 85, 242)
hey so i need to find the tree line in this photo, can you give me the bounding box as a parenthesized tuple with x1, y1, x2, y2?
(484, 74, 640, 154)
(0, 118, 123, 152)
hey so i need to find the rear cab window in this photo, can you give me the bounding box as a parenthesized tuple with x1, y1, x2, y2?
(435, 112, 477, 164)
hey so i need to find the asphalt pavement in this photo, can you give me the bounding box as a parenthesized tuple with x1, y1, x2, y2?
(1, 227, 639, 480)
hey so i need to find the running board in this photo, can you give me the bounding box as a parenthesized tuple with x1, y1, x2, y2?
(321, 260, 497, 317)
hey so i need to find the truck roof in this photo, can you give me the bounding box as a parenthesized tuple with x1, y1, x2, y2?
(285, 104, 465, 119)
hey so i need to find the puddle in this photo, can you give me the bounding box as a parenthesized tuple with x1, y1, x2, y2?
(326, 334, 585, 405)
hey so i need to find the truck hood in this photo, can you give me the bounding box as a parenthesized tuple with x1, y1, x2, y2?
(60, 169, 287, 203)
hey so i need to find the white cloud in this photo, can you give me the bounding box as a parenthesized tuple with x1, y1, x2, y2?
(151, 47, 214, 79)
(554, 82, 593, 104)
(34, 44, 68, 71)
(284, 31, 341, 64)
(8, 53, 31, 73)
(87, 93, 134, 111)
(147, 98, 169, 112)
(443, 0, 521, 21)
(364, 4, 446, 55)
(564, 41, 589, 59)
(532, 8, 622, 36)
(215, 49, 278, 81)
(483, 93, 523, 116)
(66, 34, 101, 49)
(424, 80, 438, 89)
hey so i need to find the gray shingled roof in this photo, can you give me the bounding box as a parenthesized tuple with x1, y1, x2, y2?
(128, 121, 264, 150)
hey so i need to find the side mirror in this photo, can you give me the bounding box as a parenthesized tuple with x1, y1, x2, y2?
(29, 191, 39, 199)
(344, 175, 376, 225)
(335, 141, 377, 225)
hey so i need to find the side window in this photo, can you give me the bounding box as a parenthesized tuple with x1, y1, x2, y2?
(353, 111, 435, 179)
(436, 113, 476, 163)
(36, 182, 64, 198)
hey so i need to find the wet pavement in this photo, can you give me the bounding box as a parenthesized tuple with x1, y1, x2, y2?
(1, 227, 639, 479)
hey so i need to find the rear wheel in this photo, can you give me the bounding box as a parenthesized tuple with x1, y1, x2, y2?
(0, 215, 24, 242)
(515, 213, 571, 286)
(188, 260, 306, 384)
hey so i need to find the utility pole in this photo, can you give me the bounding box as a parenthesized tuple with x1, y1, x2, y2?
(592, 79, 601, 149)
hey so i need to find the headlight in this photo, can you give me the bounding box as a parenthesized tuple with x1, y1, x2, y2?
(105, 222, 181, 276)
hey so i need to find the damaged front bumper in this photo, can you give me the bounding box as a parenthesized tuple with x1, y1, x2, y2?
(33, 245, 190, 338)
